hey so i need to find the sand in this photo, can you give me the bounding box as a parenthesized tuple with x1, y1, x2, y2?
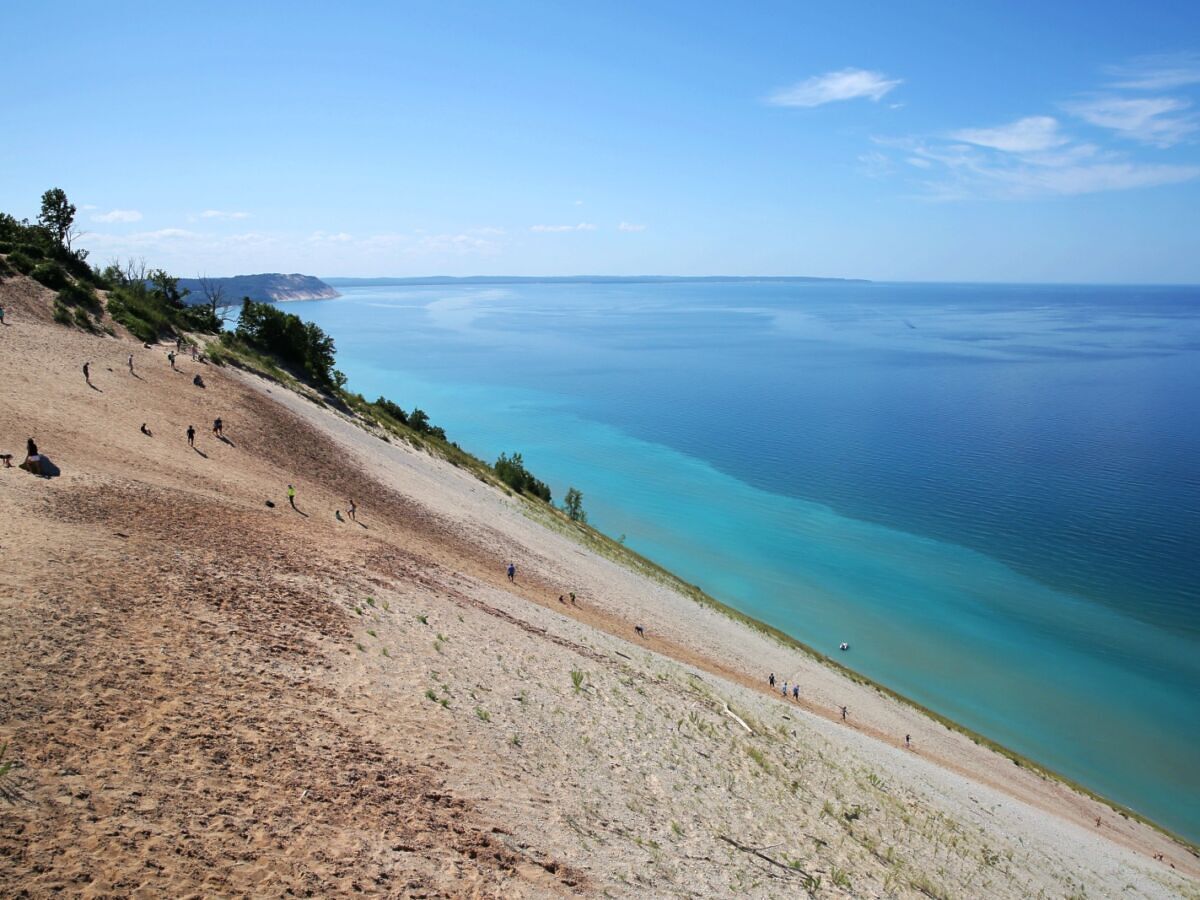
(1, 271, 1197, 898)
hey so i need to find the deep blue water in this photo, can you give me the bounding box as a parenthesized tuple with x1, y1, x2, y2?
(286, 281, 1200, 841)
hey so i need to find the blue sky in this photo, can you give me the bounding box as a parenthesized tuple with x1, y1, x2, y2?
(2, 1, 1198, 282)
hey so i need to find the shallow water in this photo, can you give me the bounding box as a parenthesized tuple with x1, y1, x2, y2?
(287, 280, 1200, 840)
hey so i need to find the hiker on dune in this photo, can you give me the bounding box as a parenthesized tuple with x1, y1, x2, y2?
(82, 361, 91, 385)
(507, 561, 516, 582)
(187, 425, 195, 447)
(288, 484, 297, 510)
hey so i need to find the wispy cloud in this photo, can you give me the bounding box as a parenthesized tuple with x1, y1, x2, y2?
(617, 221, 647, 232)
(199, 209, 251, 220)
(768, 68, 901, 108)
(951, 116, 1067, 153)
(530, 222, 596, 232)
(92, 208, 142, 223)
(1064, 96, 1197, 147)
(1106, 53, 1200, 91)
(308, 230, 355, 243)
(866, 56, 1200, 199)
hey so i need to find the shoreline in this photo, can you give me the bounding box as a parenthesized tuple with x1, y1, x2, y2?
(254, 362, 1200, 875)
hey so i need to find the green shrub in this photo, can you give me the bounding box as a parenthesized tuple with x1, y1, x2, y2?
(57, 281, 99, 311)
(31, 260, 69, 290)
(0, 255, 12, 277)
(0, 241, 13, 253)
(495, 452, 552, 502)
(14, 242, 45, 260)
(7, 251, 35, 275)
(52, 301, 72, 324)
(72, 306, 96, 332)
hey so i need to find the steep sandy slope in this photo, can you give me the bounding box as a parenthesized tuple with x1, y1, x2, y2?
(1, 272, 1196, 898)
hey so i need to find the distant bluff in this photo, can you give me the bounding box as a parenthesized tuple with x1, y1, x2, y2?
(178, 273, 340, 305)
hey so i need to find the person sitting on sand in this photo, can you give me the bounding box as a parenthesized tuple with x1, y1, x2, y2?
(193, 373, 205, 388)
(559, 594, 565, 604)
(335, 509, 345, 522)
(23, 437, 42, 476)
(140, 423, 152, 436)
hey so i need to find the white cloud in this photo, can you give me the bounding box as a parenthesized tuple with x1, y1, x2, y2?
(200, 209, 251, 220)
(768, 68, 901, 108)
(617, 221, 647, 232)
(1107, 53, 1200, 91)
(858, 151, 894, 178)
(1064, 96, 1197, 147)
(951, 116, 1067, 153)
(92, 208, 143, 223)
(308, 230, 354, 243)
(530, 222, 596, 232)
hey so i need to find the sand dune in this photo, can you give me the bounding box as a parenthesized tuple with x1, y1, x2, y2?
(1, 272, 1196, 898)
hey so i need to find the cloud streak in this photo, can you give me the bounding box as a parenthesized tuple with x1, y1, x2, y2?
(530, 222, 596, 232)
(92, 208, 142, 223)
(1064, 96, 1197, 147)
(200, 209, 251, 220)
(768, 68, 901, 108)
(617, 222, 646, 232)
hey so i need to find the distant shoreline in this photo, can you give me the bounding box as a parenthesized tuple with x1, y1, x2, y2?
(322, 275, 870, 287)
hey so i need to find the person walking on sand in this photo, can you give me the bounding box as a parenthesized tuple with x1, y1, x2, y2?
(0, 303, 7, 325)
(128, 353, 134, 375)
(82, 361, 91, 385)
(187, 425, 195, 447)
(569, 591, 576, 605)
(905, 734, 911, 749)
(781, 681, 788, 697)
(288, 484, 297, 510)
(793, 683, 799, 701)
(507, 562, 516, 582)
(348, 498, 357, 522)
(769, 673, 775, 688)
(212, 417, 223, 438)
(840, 705, 848, 722)
(168, 350, 177, 370)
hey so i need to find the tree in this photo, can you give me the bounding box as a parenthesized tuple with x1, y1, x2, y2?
(38, 188, 78, 251)
(149, 269, 189, 308)
(197, 274, 230, 325)
(563, 487, 587, 523)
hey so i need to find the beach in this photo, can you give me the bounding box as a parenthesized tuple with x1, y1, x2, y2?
(2, 270, 1198, 896)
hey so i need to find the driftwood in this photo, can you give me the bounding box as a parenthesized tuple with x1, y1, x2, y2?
(723, 703, 753, 735)
(717, 835, 793, 874)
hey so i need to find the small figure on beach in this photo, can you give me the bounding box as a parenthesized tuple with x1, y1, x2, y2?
(840, 705, 848, 722)
(186, 425, 195, 447)
(82, 361, 91, 385)
(335, 509, 345, 522)
(176, 336, 183, 351)
(506, 562, 516, 582)
(212, 417, 223, 438)
(193, 373, 205, 388)
(634, 624, 645, 638)
(288, 484, 297, 510)
(128, 353, 134, 375)
(1, 453, 12, 468)
(168, 351, 176, 370)
(769, 672, 775, 688)
(348, 498, 357, 522)
(558, 594, 565, 604)
(793, 683, 799, 700)
(905, 734, 911, 749)
(0, 303, 7, 325)
(140, 423, 152, 436)
(569, 591, 576, 605)
(781, 681, 788, 697)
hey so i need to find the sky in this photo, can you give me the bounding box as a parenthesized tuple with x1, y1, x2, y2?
(2, 1, 1199, 282)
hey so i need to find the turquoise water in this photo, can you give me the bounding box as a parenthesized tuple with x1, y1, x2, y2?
(287, 281, 1200, 841)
